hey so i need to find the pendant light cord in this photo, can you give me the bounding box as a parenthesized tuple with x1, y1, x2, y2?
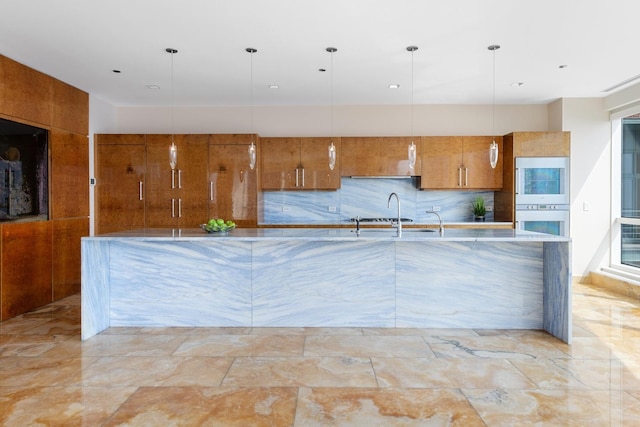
(492, 47, 496, 138)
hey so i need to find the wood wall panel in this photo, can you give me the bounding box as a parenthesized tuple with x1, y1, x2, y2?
(52, 218, 88, 300)
(1, 221, 53, 320)
(50, 129, 89, 219)
(0, 54, 90, 321)
(494, 133, 515, 223)
(51, 78, 89, 135)
(0, 56, 53, 126)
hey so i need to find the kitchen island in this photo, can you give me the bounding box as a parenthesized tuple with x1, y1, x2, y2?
(82, 228, 571, 342)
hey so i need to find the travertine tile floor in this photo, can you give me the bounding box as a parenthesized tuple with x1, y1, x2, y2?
(2, 282, 640, 425)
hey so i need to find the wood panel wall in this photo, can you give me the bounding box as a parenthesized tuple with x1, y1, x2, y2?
(0, 54, 89, 321)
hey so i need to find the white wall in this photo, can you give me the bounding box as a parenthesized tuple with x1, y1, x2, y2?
(88, 95, 118, 235)
(556, 98, 611, 279)
(114, 104, 548, 136)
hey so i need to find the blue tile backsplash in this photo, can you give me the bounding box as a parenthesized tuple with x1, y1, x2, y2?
(260, 177, 495, 225)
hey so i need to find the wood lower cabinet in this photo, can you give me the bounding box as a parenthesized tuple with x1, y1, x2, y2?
(421, 136, 503, 190)
(208, 144, 257, 227)
(341, 137, 421, 177)
(145, 134, 209, 227)
(260, 137, 340, 190)
(95, 134, 146, 234)
(1, 221, 53, 320)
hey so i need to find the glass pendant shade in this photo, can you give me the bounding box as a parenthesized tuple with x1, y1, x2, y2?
(169, 141, 177, 170)
(248, 141, 257, 170)
(489, 139, 499, 169)
(328, 141, 336, 170)
(408, 141, 417, 169)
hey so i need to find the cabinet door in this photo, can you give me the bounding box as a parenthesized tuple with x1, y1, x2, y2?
(145, 134, 178, 227)
(300, 137, 340, 190)
(420, 136, 462, 189)
(95, 134, 146, 234)
(462, 136, 503, 189)
(178, 134, 209, 227)
(145, 134, 209, 227)
(341, 137, 421, 176)
(208, 144, 257, 226)
(52, 217, 88, 300)
(260, 137, 300, 190)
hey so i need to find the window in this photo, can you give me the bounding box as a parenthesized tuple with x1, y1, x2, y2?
(619, 117, 640, 268)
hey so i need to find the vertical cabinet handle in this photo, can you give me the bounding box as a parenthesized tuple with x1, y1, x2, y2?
(139, 181, 144, 201)
(210, 182, 214, 201)
(301, 168, 305, 187)
(295, 168, 299, 187)
(465, 167, 468, 187)
(171, 170, 176, 189)
(515, 168, 520, 195)
(178, 199, 182, 218)
(171, 199, 175, 217)
(458, 167, 462, 187)
(178, 170, 182, 189)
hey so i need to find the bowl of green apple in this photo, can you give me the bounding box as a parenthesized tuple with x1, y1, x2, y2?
(201, 218, 236, 233)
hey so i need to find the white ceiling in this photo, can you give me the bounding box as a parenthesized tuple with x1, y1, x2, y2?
(1, 0, 638, 108)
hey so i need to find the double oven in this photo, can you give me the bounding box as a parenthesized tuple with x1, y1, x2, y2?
(515, 157, 570, 237)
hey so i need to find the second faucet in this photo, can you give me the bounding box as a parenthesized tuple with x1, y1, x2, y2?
(387, 192, 401, 236)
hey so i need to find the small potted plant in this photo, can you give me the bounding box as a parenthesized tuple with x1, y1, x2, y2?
(471, 196, 486, 222)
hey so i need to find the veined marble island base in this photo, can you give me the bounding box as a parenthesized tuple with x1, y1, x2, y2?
(82, 228, 571, 343)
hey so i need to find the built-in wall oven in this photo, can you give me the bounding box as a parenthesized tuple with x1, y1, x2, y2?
(515, 157, 570, 237)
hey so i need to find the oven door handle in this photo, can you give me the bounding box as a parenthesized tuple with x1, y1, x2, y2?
(514, 168, 519, 195)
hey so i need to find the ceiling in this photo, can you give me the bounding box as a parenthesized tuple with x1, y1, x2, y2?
(1, 0, 639, 108)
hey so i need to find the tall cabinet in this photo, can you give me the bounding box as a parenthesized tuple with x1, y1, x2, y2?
(95, 134, 146, 234)
(208, 134, 258, 227)
(145, 134, 208, 227)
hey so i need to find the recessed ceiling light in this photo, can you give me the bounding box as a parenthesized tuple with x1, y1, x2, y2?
(268, 84, 279, 89)
(389, 84, 400, 89)
(319, 68, 326, 72)
(146, 85, 160, 90)
(112, 69, 121, 74)
(510, 82, 524, 87)
(558, 64, 568, 69)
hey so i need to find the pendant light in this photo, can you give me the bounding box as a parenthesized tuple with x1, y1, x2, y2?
(326, 47, 337, 170)
(166, 48, 178, 170)
(488, 44, 500, 169)
(407, 46, 418, 170)
(246, 48, 258, 170)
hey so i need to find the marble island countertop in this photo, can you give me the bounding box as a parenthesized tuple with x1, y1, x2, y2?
(90, 227, 569, 242)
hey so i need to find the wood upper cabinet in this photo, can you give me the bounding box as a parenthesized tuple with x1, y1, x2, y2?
(260, 137, 340, 190)
(340, 137, 421, 177)
(208, 143, 257, 227)
(145, 134, 208, 227)
(95, 134, 146, 234)
(511, 131, 570, 157)
(421, 136, 503, 190)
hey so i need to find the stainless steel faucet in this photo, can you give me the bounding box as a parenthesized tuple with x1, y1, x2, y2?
(387, 192, 401, 236)
(425, 210, 444, 235)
